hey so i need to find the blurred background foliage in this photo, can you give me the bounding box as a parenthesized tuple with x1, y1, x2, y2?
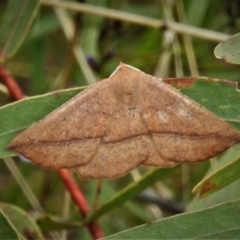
(1, 0, 240, 239)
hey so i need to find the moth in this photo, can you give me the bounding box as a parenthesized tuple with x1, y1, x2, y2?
(8, 64, 240, 179)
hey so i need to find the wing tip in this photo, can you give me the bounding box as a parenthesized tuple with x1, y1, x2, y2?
(109, 62, 144, 78)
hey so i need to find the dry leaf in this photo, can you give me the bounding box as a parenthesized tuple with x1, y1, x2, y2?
(8, 64, 240, 179)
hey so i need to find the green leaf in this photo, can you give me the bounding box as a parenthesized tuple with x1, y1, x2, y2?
(0, 209, 19, 240)
(0, 87, 85, 158)
(188, 145, 240, 212)
(85, 167, 176, 223)
(192, 144, 240, 197)
(101, 200, 240, 239)
(188, 178, 240, 212)
(187, 0, 210, 26)
(214, 32, 240, 64)
(0, 203, 44, 240)
(0, 0, 40, 61)
(25, 14, 60, 43)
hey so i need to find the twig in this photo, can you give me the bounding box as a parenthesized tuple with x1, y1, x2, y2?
(3, 157, 44, 213)
(0, 66, 24, 100)
(93, 180, 102, 210)
(54, 8, 97, 85)
(58, 169, 104, 239)
(176, 0, 199, 76)
(3, 157, 61, 240)
(41, 0, 230, 42)
(0, 67, 104, 239)
(136, 191, 185, 214)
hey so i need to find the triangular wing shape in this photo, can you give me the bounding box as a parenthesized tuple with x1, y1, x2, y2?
(8, 78, 118, 168)
(8, 63, 240, 179)
(79, 64, 240, 178)
(136, 72, 240, 166)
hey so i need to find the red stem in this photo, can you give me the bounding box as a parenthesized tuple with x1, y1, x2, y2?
(58, 169, 104, 239)
(0, 66, 25, 100)
(0, 65, 104, 239)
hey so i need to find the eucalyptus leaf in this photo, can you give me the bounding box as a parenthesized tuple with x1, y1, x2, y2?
(101, 200, 240, 239)
(0, 0, 40, 61)
(0, 203, 44, 240)
(192, 144, 240, 197)
(0, 209, 19, 240)
(214, 32, 240, 64)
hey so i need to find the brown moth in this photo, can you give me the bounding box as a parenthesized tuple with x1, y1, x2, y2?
(8, 64, 240, 179)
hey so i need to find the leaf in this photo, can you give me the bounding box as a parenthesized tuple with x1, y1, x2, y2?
(186, 0, 210, 26)
(0, 86, 85, 159)
(0, 203, 44, 240)
(81, 0, 107, 59)
(188, 145, 240, 212)
(0, 0, 40, 61)
(0, 209, 19, 240)
(192, 143, 240, 197)
(214, 32, 240, 64)
(189, 179, 240, 212)
(101, 199, 240, 239)
(85, 167, 176, 223)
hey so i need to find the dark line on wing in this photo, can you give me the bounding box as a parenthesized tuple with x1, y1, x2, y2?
(88, 106, 120, 164)
(15, 131, 239, 147)
(138, 110, 168, 164)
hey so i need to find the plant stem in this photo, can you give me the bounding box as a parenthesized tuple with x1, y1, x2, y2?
(0, 66, 24, 100)
(58, 169, 104, 239)
(41, 0, 230, 42)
